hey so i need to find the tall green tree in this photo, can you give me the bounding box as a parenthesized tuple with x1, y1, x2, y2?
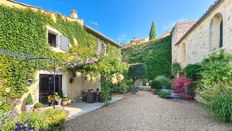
(149, 22, 157, 40)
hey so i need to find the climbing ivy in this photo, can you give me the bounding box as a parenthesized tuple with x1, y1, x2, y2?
(122, 36, 172, 80)
(0, 5, 121, 105)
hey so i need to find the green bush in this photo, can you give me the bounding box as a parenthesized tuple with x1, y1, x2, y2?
(150, 80, 160, 89)
(196, 51, 232, 123)
(158, 89, 171, 98)
(172, 62, 182, 77)
(43, 108, 67, 128)
(128, 63, 147, 79)
(155, 75, 171, 89)
(34, 102, 43, 108)
(2, 108, 67, 130)
(207, 90, 232, 122)
(200, 50, 232, 86)
(25, 93, 33, 105)
(184, 64, 202, 80)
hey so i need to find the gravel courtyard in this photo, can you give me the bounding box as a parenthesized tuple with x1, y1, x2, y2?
(61, 91, 232, 131)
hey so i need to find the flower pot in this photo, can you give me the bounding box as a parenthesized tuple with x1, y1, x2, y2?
(33, 108, 42, 112)
(61, 100, 69, 106)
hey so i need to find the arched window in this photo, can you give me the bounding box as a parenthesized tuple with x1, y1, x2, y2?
(209, 13, 223, 51)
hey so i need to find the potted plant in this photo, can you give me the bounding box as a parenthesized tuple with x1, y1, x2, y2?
(33, 102, 43, 112)
(48, 93, 61, 106)
(61, 97, 70, 106)
(25, 93, 34, 112)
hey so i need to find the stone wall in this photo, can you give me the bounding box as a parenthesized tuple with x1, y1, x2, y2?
(172, 21, 195, 65)
(173, 0, 232, 67)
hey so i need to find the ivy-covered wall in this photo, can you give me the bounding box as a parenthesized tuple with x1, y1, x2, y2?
(122, 36, 172, 80)
(0, 4, 121, 103)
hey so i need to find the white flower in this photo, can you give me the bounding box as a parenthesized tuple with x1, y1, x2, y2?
(5, 88, 10, 93)
(112, 78, 118, 84)
(117, 74, 124, 81)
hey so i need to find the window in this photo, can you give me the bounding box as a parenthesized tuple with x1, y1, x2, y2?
(219, 20, 223, 48)
(209, 13, 223, 51)
(48, 32, 57, 47)
(47, 26, 70, 52)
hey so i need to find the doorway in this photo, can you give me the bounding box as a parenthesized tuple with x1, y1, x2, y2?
(39, 74, 62, 104)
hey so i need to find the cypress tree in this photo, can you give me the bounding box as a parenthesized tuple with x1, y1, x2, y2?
(149, 22, 157, 40)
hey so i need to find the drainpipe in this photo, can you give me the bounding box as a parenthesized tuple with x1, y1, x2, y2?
(53, 60, 56, 109)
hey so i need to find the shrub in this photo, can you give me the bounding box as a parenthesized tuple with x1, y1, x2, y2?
(207, 90, 232, 122)
(200, 50, 232, 86)
(184, 64, 202, 80)
(2, 108, 67, 130)
(128, 63, 147, 93)
(158, 89, 171, 98)
(150, 80, 160, 89)
(172, 77, 192, 94)
(155, 75, 171, 89)
(172, 62, 182, 77)
(25, 93, 33, 105)
(43, 109, 67, 128)
(128, 63, 147, 79)
(34, 102, 43, 109)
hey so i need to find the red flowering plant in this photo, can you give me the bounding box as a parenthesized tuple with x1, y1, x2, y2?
(172, 77, 192, 94)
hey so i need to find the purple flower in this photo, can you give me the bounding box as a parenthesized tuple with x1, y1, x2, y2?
(12, 109, 19, 116)
(15, 123, 22, 127)
(13, 100, 21, 105)
(28, 126, 35, 131)
(25, 119, 30, 123)
(22, 126, 27, 130)
(0, 125, 2, 130)
(39, 128, 44, 131)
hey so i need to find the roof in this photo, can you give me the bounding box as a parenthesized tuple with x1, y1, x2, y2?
(176, 0, 223, 45)
(84, 25, 122, 48)
(4, 0, 121, 48)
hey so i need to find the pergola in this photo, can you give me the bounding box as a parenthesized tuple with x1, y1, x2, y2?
(0, 49, 79, 109)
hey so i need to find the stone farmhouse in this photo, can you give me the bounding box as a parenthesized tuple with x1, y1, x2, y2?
(172, 0, 232, 67)
(0, 0, 121, 104)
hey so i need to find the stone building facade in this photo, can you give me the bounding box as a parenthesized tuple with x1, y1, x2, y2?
(0, 0, 121, 105)
(172, 0, 232, 67)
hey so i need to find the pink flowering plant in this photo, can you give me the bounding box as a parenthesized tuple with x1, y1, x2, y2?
(172, 77, 192, 94)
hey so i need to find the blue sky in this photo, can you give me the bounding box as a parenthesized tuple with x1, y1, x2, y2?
(16, 0, 215, 44)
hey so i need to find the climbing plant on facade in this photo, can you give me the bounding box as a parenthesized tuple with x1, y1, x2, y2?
(0, 5, 122, 109)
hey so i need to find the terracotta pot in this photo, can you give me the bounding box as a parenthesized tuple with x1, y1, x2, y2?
(62, 100, 69, 106)
(33, 108, 42, 112)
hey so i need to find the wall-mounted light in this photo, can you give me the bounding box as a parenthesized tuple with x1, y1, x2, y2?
(27, 79, 33, 86)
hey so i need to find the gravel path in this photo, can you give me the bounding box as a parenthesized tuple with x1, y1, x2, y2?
(61, 91, 232, 131)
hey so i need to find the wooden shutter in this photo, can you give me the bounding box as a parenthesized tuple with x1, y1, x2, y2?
(60, 35, 70, 51)
(98, 41, 102, 54)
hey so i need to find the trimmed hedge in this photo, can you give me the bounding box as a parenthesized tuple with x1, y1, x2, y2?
(128, 63, 147, 79)
(122, 36, 172, 80)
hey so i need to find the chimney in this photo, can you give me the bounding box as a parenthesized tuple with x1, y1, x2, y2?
(70, 10, 78, 19)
